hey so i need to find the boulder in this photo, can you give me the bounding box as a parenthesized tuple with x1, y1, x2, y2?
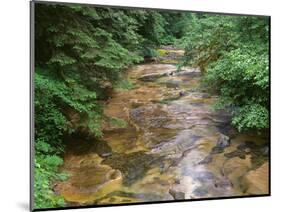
(201, 93, 211, 98)
(216, 133, 230, 148)
(138, 74, 160, 82)
(138, 71, 174, 82)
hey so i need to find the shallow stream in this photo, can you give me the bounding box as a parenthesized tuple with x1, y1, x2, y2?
(56, 49, 269, 206)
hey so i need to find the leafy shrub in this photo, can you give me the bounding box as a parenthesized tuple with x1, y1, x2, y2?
(140, 46, 159, 58)
(205, 48, 269, 131)
(232, 104, 269, 132)
(34, 155, 66, 208)
(180, 14, 269, 132)
(34, 67, 102, 208)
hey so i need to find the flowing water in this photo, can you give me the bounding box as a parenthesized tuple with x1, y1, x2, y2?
(56, 49, 269, 206)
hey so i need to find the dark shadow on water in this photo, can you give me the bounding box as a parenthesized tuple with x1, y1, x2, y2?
(17, 202, 29, 211)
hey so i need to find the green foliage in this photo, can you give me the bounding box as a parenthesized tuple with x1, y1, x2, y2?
(34, 152, 69, 208)
(34, 134, 67, 208)
(232, 104, 269, 132)
(179, 14, 238, 71)
(34, 67, 102, 208)
(136, 11, 166, 46)
(205, 47, 269, 131)
(140, 47, 159, 58)
(34, 66, 103, 208)
(181, 14, 269, 132)
(35, 68, 102, 136)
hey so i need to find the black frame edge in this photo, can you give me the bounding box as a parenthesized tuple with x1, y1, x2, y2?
(30, 1, 35, 211)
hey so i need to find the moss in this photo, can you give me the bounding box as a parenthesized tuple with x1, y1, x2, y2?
(160, 59, 178, 64)
(109, 117, 128, 128)
(102, 152, 162, 186)
(157, 49, 169, 56)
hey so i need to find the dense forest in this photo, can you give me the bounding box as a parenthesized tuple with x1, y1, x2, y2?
(34, 3, 269, 209)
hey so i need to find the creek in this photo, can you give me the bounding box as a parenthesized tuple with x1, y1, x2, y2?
(56, 49, 269, 206)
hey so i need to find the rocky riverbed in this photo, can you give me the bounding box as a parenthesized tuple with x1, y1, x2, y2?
(56, 49, 269, 206)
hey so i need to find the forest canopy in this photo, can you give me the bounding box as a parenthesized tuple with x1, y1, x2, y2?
(33, 3, 269, 209)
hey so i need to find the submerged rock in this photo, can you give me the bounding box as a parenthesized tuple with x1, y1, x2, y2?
(56, 154, 122, 204)
(237, 141, 256, 152)
(169, 189, 185, 200)
(193, 187, 208, 197)
(241, 162, 269, 194)
(211, 146, 224, 154)
(224, 150, 246, 159)
(165, 80, 182, 89)
(138, 73, 160, 82)
(223, 156, 251, 190)
(198, 155, 213, 164)
(214, 178, 233, 189)
(151, 130, 202, 155)
(102, 152, 161, 186)
(195, 171, 215, 182)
